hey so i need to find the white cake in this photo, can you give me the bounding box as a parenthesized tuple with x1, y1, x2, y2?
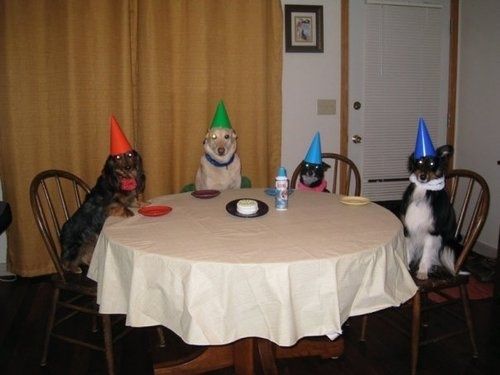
(236, 199, 258, 215)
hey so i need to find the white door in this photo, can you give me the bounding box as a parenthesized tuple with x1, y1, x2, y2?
(348, 0, 450, 201)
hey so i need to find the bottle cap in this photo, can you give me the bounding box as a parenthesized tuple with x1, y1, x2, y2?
(277, 166, 287, 177)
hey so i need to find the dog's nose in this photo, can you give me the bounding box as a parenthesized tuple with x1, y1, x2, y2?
(217, 147, 225, 156)
(419, 173, 427, 181)
(125, 165, 131, 171)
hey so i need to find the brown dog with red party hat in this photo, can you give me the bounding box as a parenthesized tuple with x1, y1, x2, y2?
(60, 115, 146, 274)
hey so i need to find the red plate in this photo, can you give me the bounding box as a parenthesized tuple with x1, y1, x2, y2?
(138, 205, 172, 217)
(191, 190, 221, 199)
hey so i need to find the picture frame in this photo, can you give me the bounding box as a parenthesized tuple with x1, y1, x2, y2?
(285, 5, 324, 53)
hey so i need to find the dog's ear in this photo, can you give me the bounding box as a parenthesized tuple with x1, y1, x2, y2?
(103, 156, 120, 191)
(322, 161, 331, 171)
(408, 153, 416, 172)
(231, 129, 238, 140)
(437, 145, 454, 159)
(134, 150, 146, 194)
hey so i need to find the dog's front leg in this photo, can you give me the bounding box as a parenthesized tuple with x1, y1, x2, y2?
(404, 235, 415, 268)
(135, 193, 149, 208)
(107, 202, 134, 217)
(416, 235, 441, 279)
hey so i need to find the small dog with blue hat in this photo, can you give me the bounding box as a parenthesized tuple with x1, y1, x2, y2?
(295, 132, 330, 192)
(401, 118, 457, 280)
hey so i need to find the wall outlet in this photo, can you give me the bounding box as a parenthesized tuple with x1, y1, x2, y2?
(317, 99, 336, 115)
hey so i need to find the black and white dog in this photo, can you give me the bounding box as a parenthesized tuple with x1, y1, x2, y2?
(401, 145, 458, 280)
(296, 161, 331, 192)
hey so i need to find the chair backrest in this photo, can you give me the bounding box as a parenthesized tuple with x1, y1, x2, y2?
(290, 152, 361, 196)
(30, 170, 91, 280)
(445, 169, 490, 273)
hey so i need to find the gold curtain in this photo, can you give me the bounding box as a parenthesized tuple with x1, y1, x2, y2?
(0, 0, 282, 277)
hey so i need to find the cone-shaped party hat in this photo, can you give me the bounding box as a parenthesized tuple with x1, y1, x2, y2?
(414, 118, 436, 159)
(210, 100, 232, 129)
(304, 132, 323, 165)
(110, 115, 133, 155)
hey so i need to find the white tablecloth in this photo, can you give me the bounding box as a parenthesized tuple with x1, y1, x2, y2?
(88, 189, 416, 346)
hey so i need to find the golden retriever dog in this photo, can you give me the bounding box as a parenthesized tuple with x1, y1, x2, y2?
(195, 101, 242, 191)
(195, 127, 242, 190)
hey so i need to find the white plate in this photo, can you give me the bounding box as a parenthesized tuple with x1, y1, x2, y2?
(340, 196, 370, 206)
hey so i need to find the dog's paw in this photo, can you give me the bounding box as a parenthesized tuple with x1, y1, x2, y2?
(416, 271, 429, 280)
(124, 208, 134, 217)
(62, 261, 82, 274)
(137, 200, 150, 208)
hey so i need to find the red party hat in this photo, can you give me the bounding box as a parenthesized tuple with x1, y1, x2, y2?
(109, 115, 133, 155)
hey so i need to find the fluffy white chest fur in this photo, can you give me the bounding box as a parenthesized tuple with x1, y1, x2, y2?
(405, 186, 434, 237)
(404, 185, 452, 280)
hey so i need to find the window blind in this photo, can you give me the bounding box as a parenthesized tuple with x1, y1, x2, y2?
(361, 1, 448, 201)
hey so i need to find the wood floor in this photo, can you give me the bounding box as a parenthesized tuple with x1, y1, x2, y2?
(1, 275, 499, 375)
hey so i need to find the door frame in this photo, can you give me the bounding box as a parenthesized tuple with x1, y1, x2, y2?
(339, 0, 459, 176)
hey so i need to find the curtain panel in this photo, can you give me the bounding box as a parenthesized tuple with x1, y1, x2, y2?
(0, 0, 282, 276)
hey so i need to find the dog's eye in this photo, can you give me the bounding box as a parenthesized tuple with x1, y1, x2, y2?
(224, 134, 229, 139)
(114, 155, 121, 160)
(418, 159, 423, 165)
(315, 165, 319, 169)
(211, 134, 217, 140)
(126, 152, 133, 158)
(429, 161, 434, 167)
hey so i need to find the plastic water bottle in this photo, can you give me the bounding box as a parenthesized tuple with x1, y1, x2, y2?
(275, 167, 288, 210)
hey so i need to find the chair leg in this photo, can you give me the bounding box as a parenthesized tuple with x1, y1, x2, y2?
(359, 315, 368, 342)
(421, 292, 429, 328)
(459, 284, 479, 358)
(411, 292, 421, 375)
(92, 315, 98, 333)
(41, 286, 59, 366)
(101, 314, 115, 375)
(156, 326, 166, 348)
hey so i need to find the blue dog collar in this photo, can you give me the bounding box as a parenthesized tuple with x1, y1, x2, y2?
(205, 153, 235, 168)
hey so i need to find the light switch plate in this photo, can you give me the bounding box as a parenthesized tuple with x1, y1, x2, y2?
(317, 99, 336, 115)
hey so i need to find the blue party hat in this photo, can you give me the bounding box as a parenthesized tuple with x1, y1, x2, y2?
(414, 118, 436, 159)
(304, 132, 322, 165)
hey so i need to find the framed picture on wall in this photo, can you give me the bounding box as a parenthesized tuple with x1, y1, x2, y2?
(285, 5, 324, 53)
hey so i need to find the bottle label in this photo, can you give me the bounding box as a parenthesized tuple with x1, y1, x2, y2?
(275, 178, 288, 210)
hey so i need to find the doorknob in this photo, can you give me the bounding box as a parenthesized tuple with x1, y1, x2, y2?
(352, 135, 362, 144)
(353, 101, 361, 110)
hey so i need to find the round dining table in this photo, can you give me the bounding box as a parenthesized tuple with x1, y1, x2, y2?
(88, 188, 416, 374)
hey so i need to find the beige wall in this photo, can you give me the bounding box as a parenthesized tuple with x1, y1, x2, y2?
(456, 0, 500, 256)
(281, 0, 341, 174)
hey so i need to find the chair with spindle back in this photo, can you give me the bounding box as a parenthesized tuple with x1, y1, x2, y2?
(30, 169, 165, 374)
(359, 168, 490, 375)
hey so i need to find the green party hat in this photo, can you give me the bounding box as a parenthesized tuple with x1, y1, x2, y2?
(210, 100, 232, 129)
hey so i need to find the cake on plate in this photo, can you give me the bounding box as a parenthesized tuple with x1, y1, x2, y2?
(236, 199, 258, 215)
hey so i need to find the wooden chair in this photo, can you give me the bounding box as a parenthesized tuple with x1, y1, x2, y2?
(290, 152, 361, 196)
(360, 169, 490, 375)
(30, 169, 164, 374)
